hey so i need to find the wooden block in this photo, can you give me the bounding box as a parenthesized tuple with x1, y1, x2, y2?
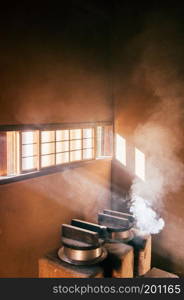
(144, 267, 179, 278)
(39, 250, 104, 278)
(103, 243, 134, 278)
(128, 232, 151, 276)
(137, 235, 151, 276)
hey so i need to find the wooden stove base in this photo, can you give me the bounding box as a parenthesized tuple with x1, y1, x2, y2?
(136, 234, 151, 276)
(102, 243, 134, 278)
(128, 233, 152, 276)
(39, 251, 104, 278)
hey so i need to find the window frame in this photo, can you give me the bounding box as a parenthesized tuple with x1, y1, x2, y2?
(0, 122, 113, 184)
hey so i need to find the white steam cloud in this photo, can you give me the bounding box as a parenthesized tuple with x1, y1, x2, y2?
(130, 194, 165, 234)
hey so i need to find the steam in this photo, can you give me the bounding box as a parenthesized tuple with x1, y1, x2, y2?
(128, 20, 184, 234)
(130, 101, 184, 234)
(61, 167, 111, 222)
(130, 194, 165, 234)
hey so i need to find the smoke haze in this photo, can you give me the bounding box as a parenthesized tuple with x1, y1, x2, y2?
(129, 15, 184, 234)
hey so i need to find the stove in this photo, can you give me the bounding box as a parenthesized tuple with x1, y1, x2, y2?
(57, 209, 151, 276)
(58, 224, 107, 265)
(98, 210, 135, 242)
(71, 209, 135, 243)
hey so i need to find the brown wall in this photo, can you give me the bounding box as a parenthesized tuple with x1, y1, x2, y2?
(111, 5, 184, 276)
(0, 2, 112, 125)
(0, 159, 111, 277)
(0, 2, 112, 277)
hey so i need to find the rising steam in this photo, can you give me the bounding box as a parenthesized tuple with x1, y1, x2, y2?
(130, 194, 165, 234)
(128, 19, 184, 234)
(130, 98, 184, 234)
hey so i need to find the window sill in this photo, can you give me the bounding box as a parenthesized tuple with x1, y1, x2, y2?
(0, 157, 112, 185)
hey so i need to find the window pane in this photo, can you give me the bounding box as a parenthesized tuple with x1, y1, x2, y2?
(22, 157, 37, 170)
(70, 150, 82, 162)
(83, 149, 93, 160)
(22, 131, 37, 144)
(22, 144, 37, 157)
(7, 131, 20, 175)
(41, 131, 55, 142)
(41, 154, 55, 167)
(96, 126, 113, 158)
(41, 142, 55, 155)
(70, 139, 81, 151)
(83, 138, 93, 148)
(56, 152, 69, 164)
(70, 129, 81, 140)
(83, 128, 93, 138)
(56, 130, 69, 141)
(56, 141, 69, 153)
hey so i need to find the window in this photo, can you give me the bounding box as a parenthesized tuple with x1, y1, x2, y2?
(0, 123, 112, 180)
(56, 130, 69, 164)
(82, 128, 94, 160)
(96, 125, 113, 157)
(21, 131, 39, 172)
(40, 128, 95, 167)
(41, 131, 56, 168)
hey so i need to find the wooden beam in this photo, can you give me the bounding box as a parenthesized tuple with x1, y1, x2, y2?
(0, 121, 113, 132)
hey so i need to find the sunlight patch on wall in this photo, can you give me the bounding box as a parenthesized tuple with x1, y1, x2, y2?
(115, 134, 126, 166)
(135, 147, 145, 181)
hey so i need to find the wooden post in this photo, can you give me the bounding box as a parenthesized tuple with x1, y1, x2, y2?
(103, 243, 134, 278)
(128, 231, 151, 276)
(137, 235, 151, 276)
(39, 251, 104, 278)
(0, 132, 7, 176)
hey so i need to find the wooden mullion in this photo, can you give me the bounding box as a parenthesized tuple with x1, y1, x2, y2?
(81, 128, 83, 161)
(19, 131, 22, 173)
(22, 154, 38, 158)
(54, 130, 56, 165)
(69, 130, 71, 162)
(94, 127, 97, 159)
(41, 153, 56, 156)
(37, 130, 41, 170)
